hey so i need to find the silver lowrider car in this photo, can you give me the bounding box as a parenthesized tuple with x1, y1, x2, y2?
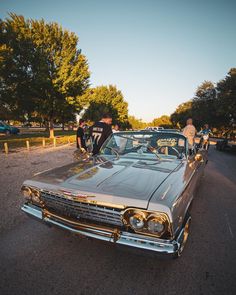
(21, 131, 207, 257)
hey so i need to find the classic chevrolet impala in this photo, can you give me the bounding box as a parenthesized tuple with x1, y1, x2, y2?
(21, 131, 207, 257)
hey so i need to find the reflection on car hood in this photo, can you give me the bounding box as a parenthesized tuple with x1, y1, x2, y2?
(28, 156, 181, 209)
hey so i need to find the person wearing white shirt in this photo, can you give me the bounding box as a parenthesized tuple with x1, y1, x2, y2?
(182, 118, 196, 153)
(112, 123, 120, 133)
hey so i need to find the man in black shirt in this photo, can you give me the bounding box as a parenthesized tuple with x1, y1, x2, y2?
(90, 114, 113, 155)
(76, 119, 87, 151)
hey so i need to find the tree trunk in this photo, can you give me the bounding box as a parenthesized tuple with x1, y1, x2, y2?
(49, 119, 55, 138)
(62, 116, 65, 131)
(44, 121, 49, 132)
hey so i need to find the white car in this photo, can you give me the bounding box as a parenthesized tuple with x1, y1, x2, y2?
(146, 127, 164, 131)
(21, 131, 207, 257)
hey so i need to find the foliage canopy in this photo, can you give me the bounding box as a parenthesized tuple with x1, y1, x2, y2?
(0, 13, 90, 136)
(170, 70, 236, 131)
(78, 85, 129, 127)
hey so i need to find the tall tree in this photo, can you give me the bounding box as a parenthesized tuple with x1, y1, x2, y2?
(171, 70, 236, 131)
(0, 14, 90, 137)
(0, 14, 37, 121)
(216, 68, 236, 128)
(80, 85, 129, 127)
(152, 115, 172, 128)
(170, 100, 193, 128)
(192, 80, 218, 128)
(128, 115, 147, 130)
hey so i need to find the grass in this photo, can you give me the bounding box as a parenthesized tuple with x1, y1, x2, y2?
(0, 130, 76, 151)
(0, 129, 76, 140)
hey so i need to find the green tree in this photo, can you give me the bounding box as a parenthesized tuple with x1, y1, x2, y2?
(170, 100, 193, 128)
(216, 68, 236, 128)
(81, 85, 129, 127)
(152, 115, 172, 128)
(0, 14, 90, 137)
(0, 103, 12, 121)
(170, 70, 236, 131)
(128, 115, 147, 130)
(191, 81, 218, 129)
(0, 14, 37, 121)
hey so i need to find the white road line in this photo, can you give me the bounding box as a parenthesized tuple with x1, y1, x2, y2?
(225, 213, 234, 239)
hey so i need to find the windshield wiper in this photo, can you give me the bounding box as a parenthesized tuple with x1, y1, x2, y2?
(125, 144, 162, 161)
(146, 144, 162, 161)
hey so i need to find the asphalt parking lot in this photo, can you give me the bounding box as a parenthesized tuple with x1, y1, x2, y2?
(0, 145, 236, 295)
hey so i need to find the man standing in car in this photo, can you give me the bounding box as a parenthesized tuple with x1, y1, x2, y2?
(90, 114, 113, 155)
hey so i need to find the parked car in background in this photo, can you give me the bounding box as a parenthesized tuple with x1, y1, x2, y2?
(21, 131, 207, 257)
(216, 129, 236, 152)
(159, 129, 181, 133)
(146, 126, 164, 131)
(0, 121, 20, 135)
(53, 123, 63, 128)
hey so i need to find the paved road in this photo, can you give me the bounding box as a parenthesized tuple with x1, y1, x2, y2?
(0, 146, 236, 295)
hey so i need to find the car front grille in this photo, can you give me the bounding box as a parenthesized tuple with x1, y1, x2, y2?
(40, 191, 123, 227)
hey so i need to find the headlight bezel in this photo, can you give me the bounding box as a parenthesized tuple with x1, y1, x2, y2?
(21, 185, 42, 205)
(122, 208, 171, 238)
(21, 185, 32, 200)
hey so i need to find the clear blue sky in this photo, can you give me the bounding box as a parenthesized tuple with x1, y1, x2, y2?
(1, 0, 236, 121)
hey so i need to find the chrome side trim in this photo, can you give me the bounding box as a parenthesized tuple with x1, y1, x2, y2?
(21, 204, 180, 254)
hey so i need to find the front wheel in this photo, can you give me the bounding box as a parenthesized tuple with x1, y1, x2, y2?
(175, 214, 191, 258)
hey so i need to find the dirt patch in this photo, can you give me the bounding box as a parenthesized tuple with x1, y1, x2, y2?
(0, 144, 76, 233)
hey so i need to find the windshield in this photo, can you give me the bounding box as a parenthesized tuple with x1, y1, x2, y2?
(100, 131, 187, 160)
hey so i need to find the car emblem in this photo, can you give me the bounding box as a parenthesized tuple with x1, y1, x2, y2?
(59, 190, 96, 201)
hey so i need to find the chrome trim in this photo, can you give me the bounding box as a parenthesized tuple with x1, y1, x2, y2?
(41, 191, 123, 227)
(122, 207, 172, 238)
(42, 189, 125, 209)
(21, 204, 181, 254)
(22, 204, 43, 219)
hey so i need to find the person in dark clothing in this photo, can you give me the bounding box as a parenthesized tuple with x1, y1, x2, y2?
(76, 119, 87, 151)
(90, 114, 113, 155)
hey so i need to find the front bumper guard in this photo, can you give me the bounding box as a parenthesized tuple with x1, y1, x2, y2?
(21, 204, 181, 255)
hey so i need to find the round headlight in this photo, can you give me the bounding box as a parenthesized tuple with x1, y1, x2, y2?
(147, 217, 165, 234)
(21, 186, 31, 200)
(129, 213, 145, 230)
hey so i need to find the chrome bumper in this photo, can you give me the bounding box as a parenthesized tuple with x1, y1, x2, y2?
(21, 204, 181, 255)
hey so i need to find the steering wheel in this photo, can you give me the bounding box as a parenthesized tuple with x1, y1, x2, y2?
(156, 145, 180, 158)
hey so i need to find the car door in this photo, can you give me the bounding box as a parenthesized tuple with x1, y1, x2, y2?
(0, 122, 6, 133)
(185, 149, 205, 201)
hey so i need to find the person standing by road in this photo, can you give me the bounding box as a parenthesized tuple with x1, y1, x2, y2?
(182, 118, 196, 153)
(76, 119, 87, 151)
(90, 114, 113, 155)
(199, 124, 212, 150)
(200, 124, 212, 136)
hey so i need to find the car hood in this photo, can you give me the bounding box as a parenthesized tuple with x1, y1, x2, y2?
(25, 156, 181, 209)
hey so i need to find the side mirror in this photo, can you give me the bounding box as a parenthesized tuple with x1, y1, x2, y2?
(195, 153, 203, 162)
